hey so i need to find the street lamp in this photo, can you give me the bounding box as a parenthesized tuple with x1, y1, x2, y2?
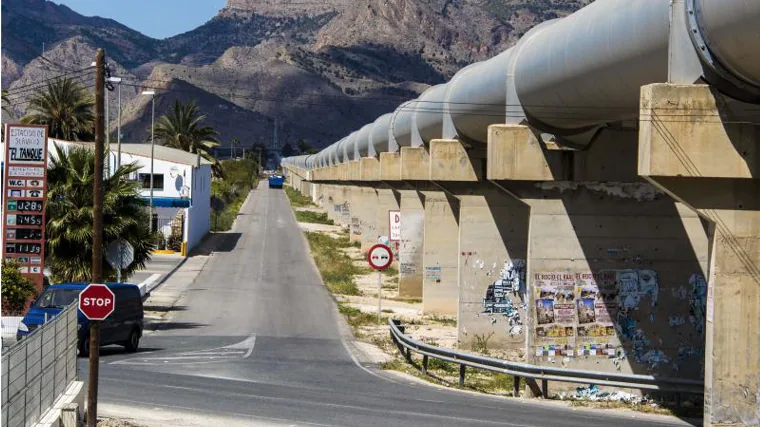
(107, 77, 122, 172)
(142, 90, 156, 232)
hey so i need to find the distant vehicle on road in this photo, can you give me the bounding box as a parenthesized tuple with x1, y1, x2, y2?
(17, 283, 144, 356)
(268, 175, 284, 189)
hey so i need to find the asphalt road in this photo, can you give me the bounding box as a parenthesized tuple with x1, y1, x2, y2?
(82, 183, 695, 427)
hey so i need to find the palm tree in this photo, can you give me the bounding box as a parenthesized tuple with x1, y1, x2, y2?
(46, 143, 155, 282)
(21, 77, 94, 141)
(2, 89, 13, 118)
(153, 100, 222, 176)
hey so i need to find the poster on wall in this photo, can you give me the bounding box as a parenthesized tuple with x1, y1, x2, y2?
(575, 271, 620, 356)
(2, 124, 49, 291)
(534, 272, 577, 357)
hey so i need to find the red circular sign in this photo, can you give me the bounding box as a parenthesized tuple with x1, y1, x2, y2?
(78, 284, 116, 320)
(367, 244, 393, 271)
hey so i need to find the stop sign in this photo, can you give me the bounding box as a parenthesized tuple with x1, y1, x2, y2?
(78, 284, 115, 320)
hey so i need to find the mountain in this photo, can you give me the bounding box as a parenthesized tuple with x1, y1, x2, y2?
(1, 0, 589, 150)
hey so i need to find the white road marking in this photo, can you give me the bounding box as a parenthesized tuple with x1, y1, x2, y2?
(112, 335, 256, 366)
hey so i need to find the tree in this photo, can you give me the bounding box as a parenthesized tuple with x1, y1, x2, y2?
(1, 259, 38, 314)
(21, 77, 94, 141)
(281, 142, 295, 157)
(296, 138, 318, 155)
(250, 142, 269, 170)
(230, 137, 240, 159)
(153, 100, 222, 176)
(46, 144, 155, 283)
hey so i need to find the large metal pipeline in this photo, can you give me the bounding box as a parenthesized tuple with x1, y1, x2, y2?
(284, 0, 760, 170)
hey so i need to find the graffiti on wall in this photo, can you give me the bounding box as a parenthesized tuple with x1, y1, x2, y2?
(340, 202, 350, 224)
(482, 259, 525, 336)
(351, 217, 361, 236)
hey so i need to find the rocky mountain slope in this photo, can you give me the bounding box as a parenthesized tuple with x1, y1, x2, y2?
(2, 0, 589, 150)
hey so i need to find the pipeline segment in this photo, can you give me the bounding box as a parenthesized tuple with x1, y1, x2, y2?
(282, 0, 760, 170)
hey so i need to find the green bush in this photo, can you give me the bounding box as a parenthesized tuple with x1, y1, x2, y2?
(294, 210, 334, 225)
(304, 232, 364, 295)
(285, 186, 315, 207)
(1, 259, 38, 313)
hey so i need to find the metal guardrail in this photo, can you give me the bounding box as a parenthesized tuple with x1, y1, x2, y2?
(389, 319, 704, 399)
(1, 304, 78, 427)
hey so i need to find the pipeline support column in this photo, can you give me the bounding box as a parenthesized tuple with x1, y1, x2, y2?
(457, 184, 529, 351)
(639, 84, 760, 426)
(421, 189, 460, 316)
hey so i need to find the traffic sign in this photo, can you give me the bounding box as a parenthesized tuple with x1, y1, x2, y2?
(78, 284, 115, 320)
(367, 243, 393, 271)
(389, 211, 401, 241)
(106, 240, 134, 270)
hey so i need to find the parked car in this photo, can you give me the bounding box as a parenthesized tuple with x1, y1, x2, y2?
(17, 283, 144, 356)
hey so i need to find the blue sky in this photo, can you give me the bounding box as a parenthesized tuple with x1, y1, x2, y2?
(53, 0, 227, 39)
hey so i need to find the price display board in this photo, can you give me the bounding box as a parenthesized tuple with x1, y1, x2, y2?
(2, 124, 48, 287)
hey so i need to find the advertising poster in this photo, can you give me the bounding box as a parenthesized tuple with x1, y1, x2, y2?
(534, 272, 576, 357)
(575, 271, 621, 356)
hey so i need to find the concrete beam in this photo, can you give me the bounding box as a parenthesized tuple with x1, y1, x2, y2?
(488, 125, 641, 182)
(349, 160, 361, 181)
(380, 152, 401, 181)
(639, 83, 760, 426)
(429, 139, 483, 181)
(360, 157, 380, 181)
(401, 147, 430, 181)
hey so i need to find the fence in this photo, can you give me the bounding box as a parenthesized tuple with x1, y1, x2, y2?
(389, 319, 704, 400)
(1, 304, 78, 427)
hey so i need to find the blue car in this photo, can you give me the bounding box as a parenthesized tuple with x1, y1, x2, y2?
(17, 283, 144, 357)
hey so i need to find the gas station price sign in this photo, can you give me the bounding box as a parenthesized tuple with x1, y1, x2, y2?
(2, 124, 48, 288)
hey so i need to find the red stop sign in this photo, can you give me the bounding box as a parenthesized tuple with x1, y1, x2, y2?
(78, 284, 115, 320)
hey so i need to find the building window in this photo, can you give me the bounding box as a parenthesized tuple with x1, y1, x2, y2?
(139, 173, 164, 190)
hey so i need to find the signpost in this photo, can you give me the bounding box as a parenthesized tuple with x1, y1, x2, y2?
(367, 243, 393, 322)
(2, 124, 48, 292)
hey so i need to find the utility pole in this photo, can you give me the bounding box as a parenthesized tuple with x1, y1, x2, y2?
(88, 48, 105, 427)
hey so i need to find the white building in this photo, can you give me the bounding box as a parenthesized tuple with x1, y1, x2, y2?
(2, 138, 212, 255)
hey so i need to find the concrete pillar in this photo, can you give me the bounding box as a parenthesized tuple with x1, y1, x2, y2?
(488, 124, 710, 384)
(349, 185, 379, 251)
(457, 183, 529, 352)
(311, 183, 320, 205)
(639, 84, 759, 426)
(322, 185, 342, 224)
(398, 187, 425, 298)
(422, 189, 460, 316)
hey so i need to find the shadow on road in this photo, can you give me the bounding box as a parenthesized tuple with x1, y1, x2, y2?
(191, 233, 242, 255)
(153, 322, 208, 332)
(144, 305, 187, 313)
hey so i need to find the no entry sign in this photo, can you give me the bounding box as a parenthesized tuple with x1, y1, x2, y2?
(367, 244, 393, 271)
(78, 284, 115, 320)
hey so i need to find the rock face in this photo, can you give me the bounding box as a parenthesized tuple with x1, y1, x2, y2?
(1, 0, 589, 150)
